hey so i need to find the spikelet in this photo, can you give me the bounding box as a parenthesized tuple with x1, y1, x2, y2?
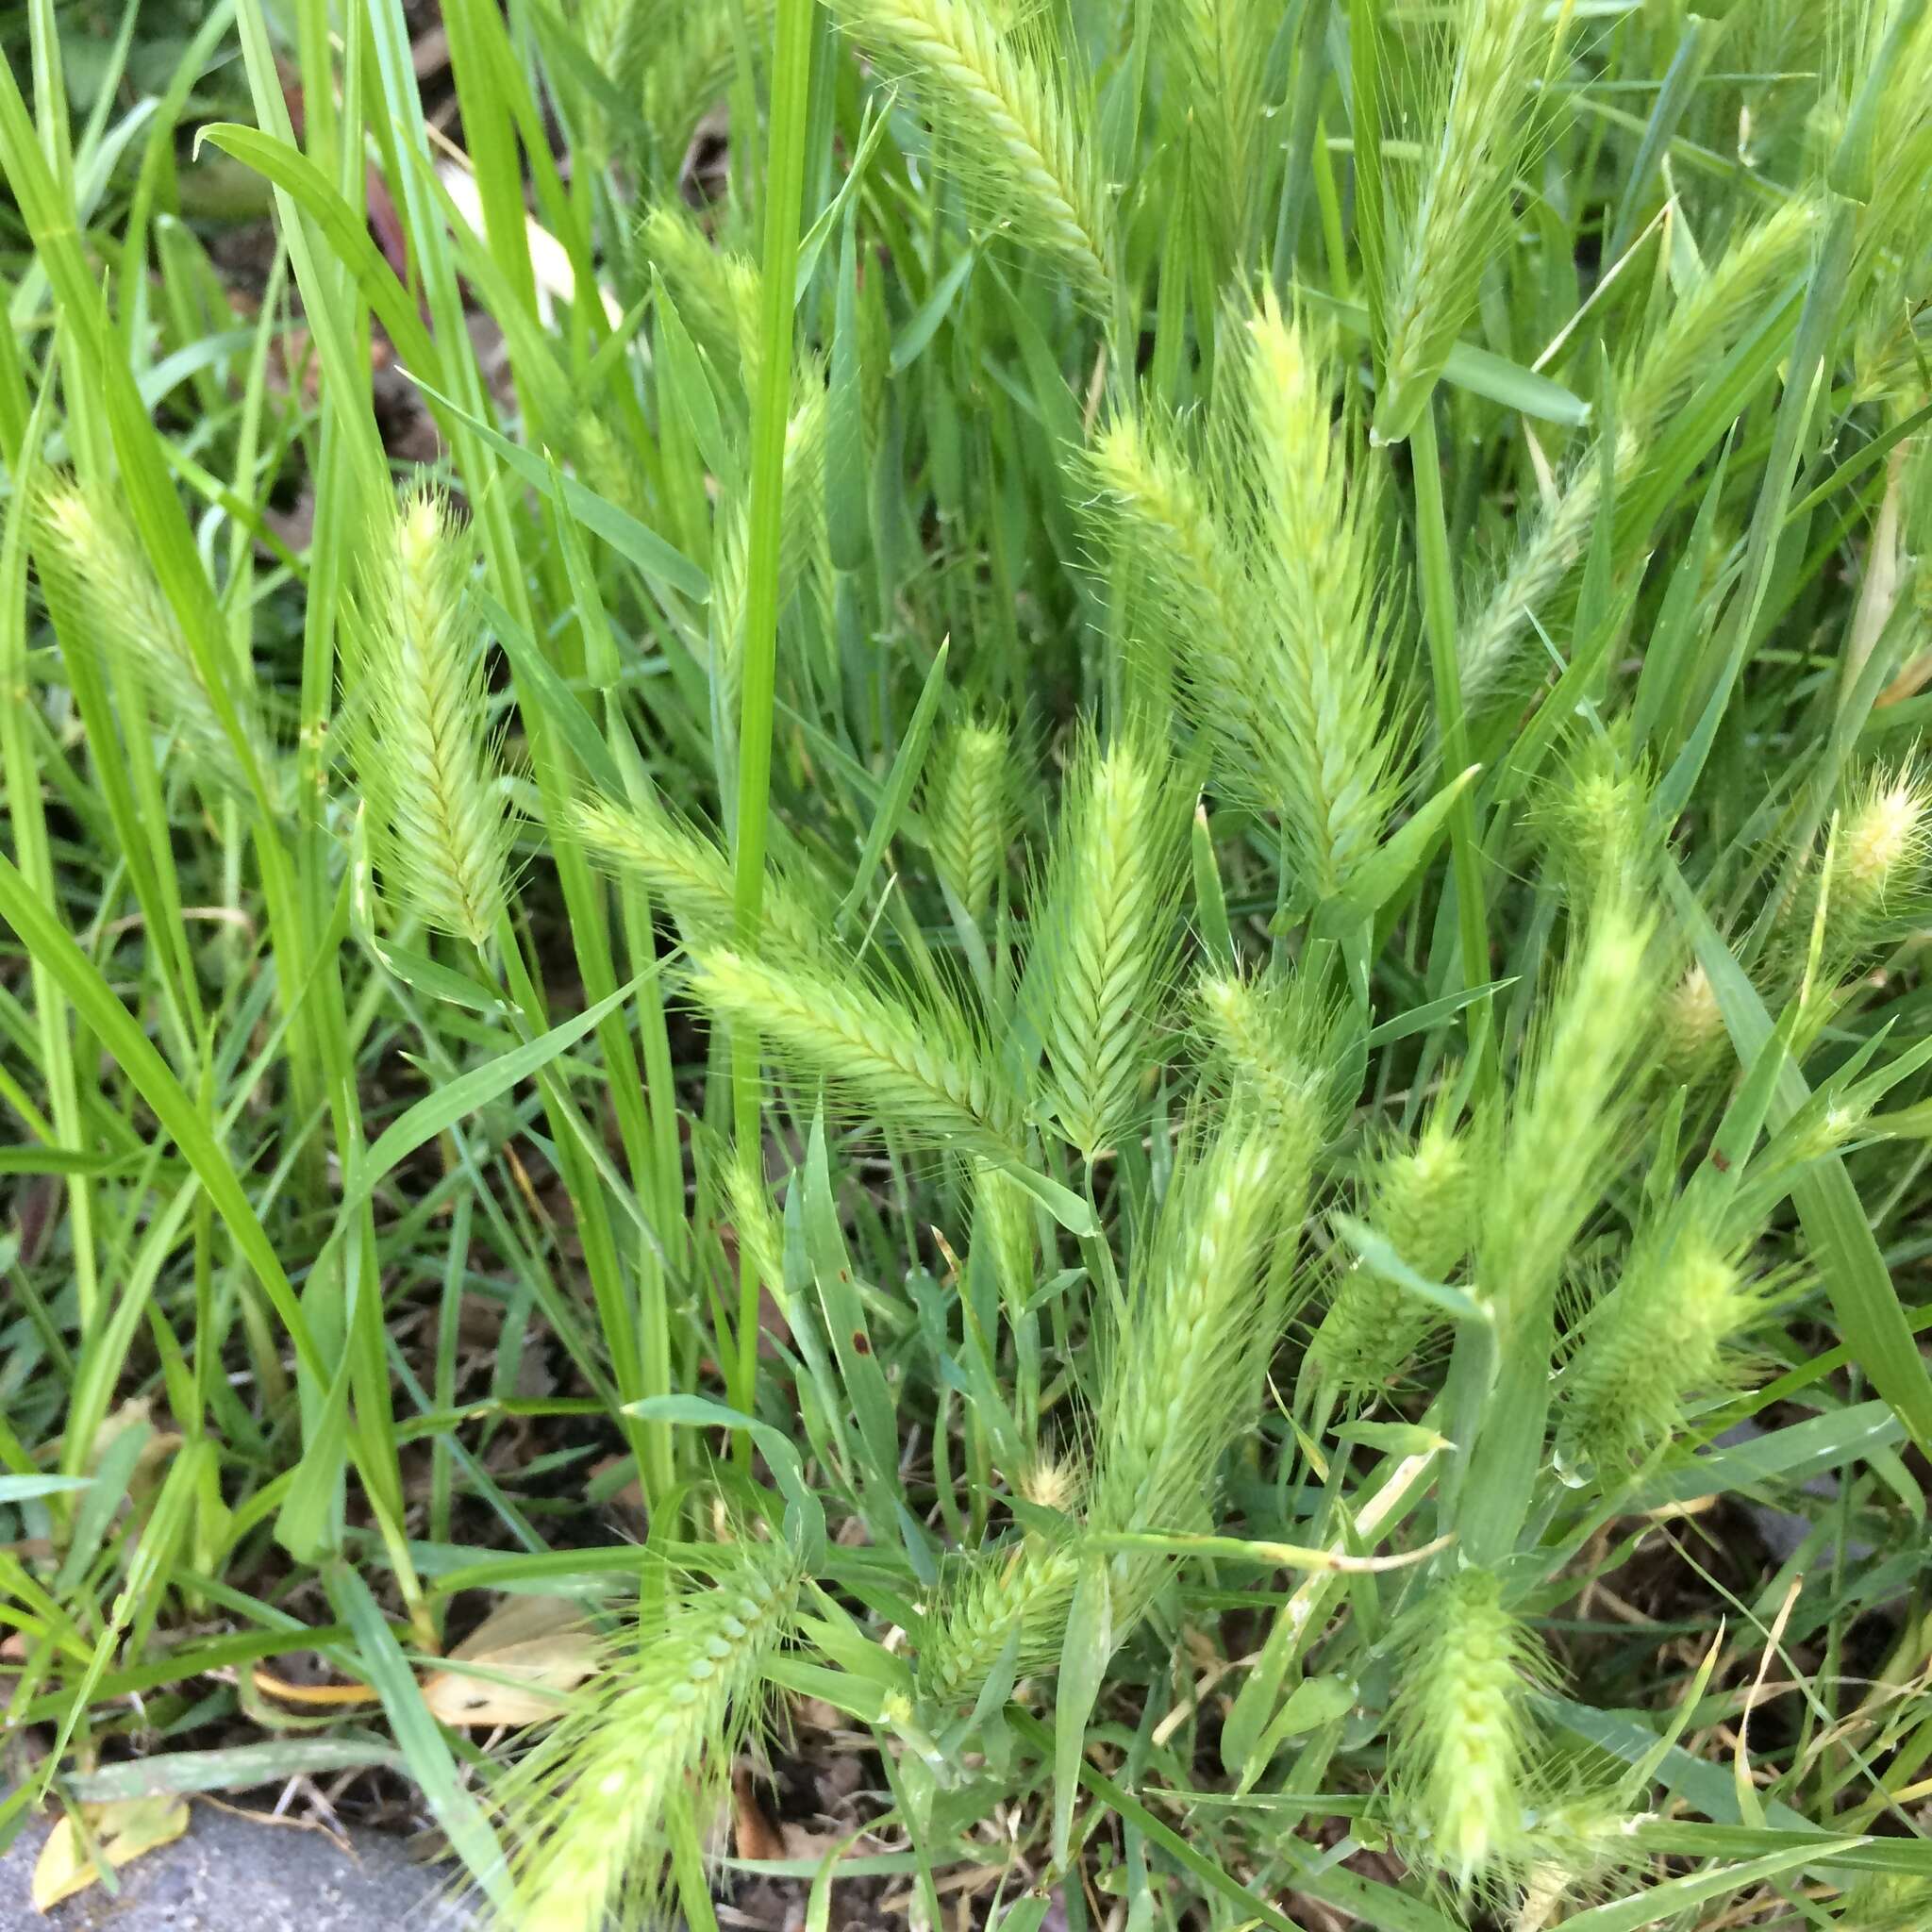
(344, 486, 515, 948)
(639, 1, 768, 180)
(1390, 1567, 1550, 1894)
(1459, 196, 1821, 708)
(1194, 966, 1343, 1158)
(1308, 1108, 1476, 1399)
(496, 1544, 798, 1932)
(926, 714, 1014, 917)
(571, 791, 824, 957)
(723, 1152, 790, 1314)
(1531, 735, 1657, 902)
(917, 1533, 1083, 1711)
(1659, 961, 1727, 1083)
(1084, 409, 1250, 716)
(1086, 1124, 1287, 1577)
(640, 202, 765, 390)
(972, 1158, 1036, 1317)
(1376, 0, 1570, 442)
(827, 0, 1112, 303)
(710, 376, 829, 708)
(1028, 730, 1186, 1158)
(1552, 1230, 1760, 1483)
(1159, 0, 1272, 275)
(687, 946, 1024, 1157)
(1822, 757, 1932, 959)
(35, 478, 275, 805)
(1224, 298, 1405, 898)
(922, 1118, 1296, 1715)
(1481, 890, 1656, 1327)
(1834, 1872, 1932, 1932)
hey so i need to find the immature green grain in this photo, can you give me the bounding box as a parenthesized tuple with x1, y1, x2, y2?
(827, 0, 1112, 302)
(918, 1532, 1083, 1711)
(638, 0, 772, 179)
(711, 377, 828, 706)
(723, 1152, 790, 1315)
(1483, 891, 1656, 1324)
(1228, 298, 1405, 898)
(1029, 731, 1186, 1158)
(1085, 410, 1250, 719)
(36, 479, 275, 804)
(1659, 961, 1727, 1083)
(1160, 0, 1272, 273)
(926, 713, 1013, 917)
(1822, 758, 1932, 959)
(1087, 1124, 1289, 1619)
(641, 201, 765, 388)
(1376, 0, 1569, 443)
(1309, 1109, 1475, 1399)
(1553, 1230, 1759, 1482)
(572, 791, 824, 957)
(1459, 196, 1821, 708)
(498, 1547, 798, 1932)
(922, 1119, 1293, 1713)
(1391, 1567, 1549, 1893)
(688, 946, 1023, 1156)
(1194, 967, 1341, 1151)
(343, 486, 514, 949)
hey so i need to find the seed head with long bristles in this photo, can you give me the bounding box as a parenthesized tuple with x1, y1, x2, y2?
(1027, 729, 1187, 1159)
(495, 1544, 799, 1932)
(826, 0, 1113, 303)
(36, 478, 277, 807)
(343, 486, 516, 949)
(1390, 1566, 1552, 1895)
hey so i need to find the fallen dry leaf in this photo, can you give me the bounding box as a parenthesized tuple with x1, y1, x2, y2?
(731, 1764, 788, 1861)
(419, 1594, 600, 1727)
(33, 1796, 191, 1912)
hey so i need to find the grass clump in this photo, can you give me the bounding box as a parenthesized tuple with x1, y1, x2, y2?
(9, 3, 1932, 1929)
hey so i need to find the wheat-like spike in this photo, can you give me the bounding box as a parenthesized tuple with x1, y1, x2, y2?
(1231, 298, 1406, 897)
(1160, 0, 1271, 273)
(571, 791, 824, 958)
(711, 376, 829, 707)
(1376, 0, 1569, 441)
(918, 1535, 1083, 1710)
(1552, 1229, 1760, 1481)
(639, 0, 771, 177)
(1194, 967, 1344, 1154)
(1087, 1121, 1292, 1624)
(723, 1151, 791, 1314)
(688, 945, 1024, 1156)
(827, 0, 1112, 302)
(1390, 1567, 1551, 1895)
(1029, 731, 1186, 1158)
(1309, 1108, 1475, 1398)
(1482, 891, 1656, 1325)
(496, 1546, 798, 1932)
(1458, 196, 1820, 708)
(1084, 411, 1254, 725)
(344, 486, 515, 948)
(922, 1118, 1295, 1716)
(640, 201, 765, 391)
(35, 479, 275, 804)
(926, 714, 1014, 918)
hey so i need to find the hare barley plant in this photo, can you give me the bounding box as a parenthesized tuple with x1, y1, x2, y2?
(9, 3, 1932, 1932)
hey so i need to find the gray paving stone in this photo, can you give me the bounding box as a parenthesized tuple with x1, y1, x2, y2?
(0, 1804, 478, 1931)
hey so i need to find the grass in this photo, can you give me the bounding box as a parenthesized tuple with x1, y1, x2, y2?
(5, 1, 1932, 1928)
